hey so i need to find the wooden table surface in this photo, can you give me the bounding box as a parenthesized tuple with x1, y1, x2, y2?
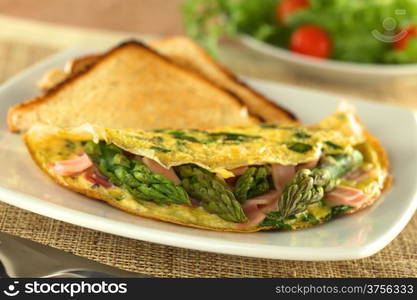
(0, 0, 184, 35)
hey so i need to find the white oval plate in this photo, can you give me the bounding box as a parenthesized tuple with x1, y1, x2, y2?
(0, 49, 416, 260)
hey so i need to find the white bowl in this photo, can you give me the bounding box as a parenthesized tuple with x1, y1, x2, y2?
(239, 35, 417, 84)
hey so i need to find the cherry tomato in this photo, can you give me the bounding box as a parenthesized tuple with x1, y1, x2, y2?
(393, 25, 417, 51)
(276, 0, 309, 23)
(290, 25, 332, 58)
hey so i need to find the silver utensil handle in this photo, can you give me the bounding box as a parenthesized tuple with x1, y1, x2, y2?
(0, 232, 149, 278)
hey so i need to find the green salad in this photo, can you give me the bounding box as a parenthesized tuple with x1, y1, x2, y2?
(183, 0, 417, 64)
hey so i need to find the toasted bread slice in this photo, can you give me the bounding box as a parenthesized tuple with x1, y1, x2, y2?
(153, 37, 295, 122)
(35, 37, 296, 122)
(8, 41, 262, 132)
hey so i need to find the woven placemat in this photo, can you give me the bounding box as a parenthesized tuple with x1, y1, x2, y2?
(0, 38, 416, 278)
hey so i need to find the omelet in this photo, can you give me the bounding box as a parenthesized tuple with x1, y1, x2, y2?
(23, 103, 390, 232)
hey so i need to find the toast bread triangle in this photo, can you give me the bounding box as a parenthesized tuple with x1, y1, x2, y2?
(62, 37, 296, 122)
(63, 37, 296, 123)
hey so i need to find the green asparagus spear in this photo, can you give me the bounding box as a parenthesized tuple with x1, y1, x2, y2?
(176, 164, 248, 223)
(234, 166, 271, 201)
(84, 141, 190, 205)
(266, 150, 363, 223)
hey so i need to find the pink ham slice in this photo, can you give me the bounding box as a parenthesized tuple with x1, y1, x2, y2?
(271, 164, 296, 192)
(296, 157, 320, 171)
(142, 157, 181, 184)
(84, 167, 112, 188)
(325, 186, 368, 207)
(230, 166, 248, 176)
(345, 168, 371, 182)
(238, 190, 280, 228)
(225, 166, 248, 188)
(49, 153, 93, 176)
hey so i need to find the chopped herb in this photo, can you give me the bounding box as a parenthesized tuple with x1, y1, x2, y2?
(265, 211, 281, 219)
(300, 213, 320, 225)
(174, 140, 188, 151)
(294, 132, 311, 139)
(260, 211, 293, 230)
(330, 205, 354, 217)
(151, 146, 171, 153)
(259, 124, 278, 129)
(261, 217, 292, 230)
(287, 142, 312, 153)
(169, 130, 201, 143)
(325, 141, 343, 150)
(208, 132, 261, 142)
(203, 138, 217, 144)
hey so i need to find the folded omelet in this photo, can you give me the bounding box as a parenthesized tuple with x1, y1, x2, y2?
(24, 103, 390, 232)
